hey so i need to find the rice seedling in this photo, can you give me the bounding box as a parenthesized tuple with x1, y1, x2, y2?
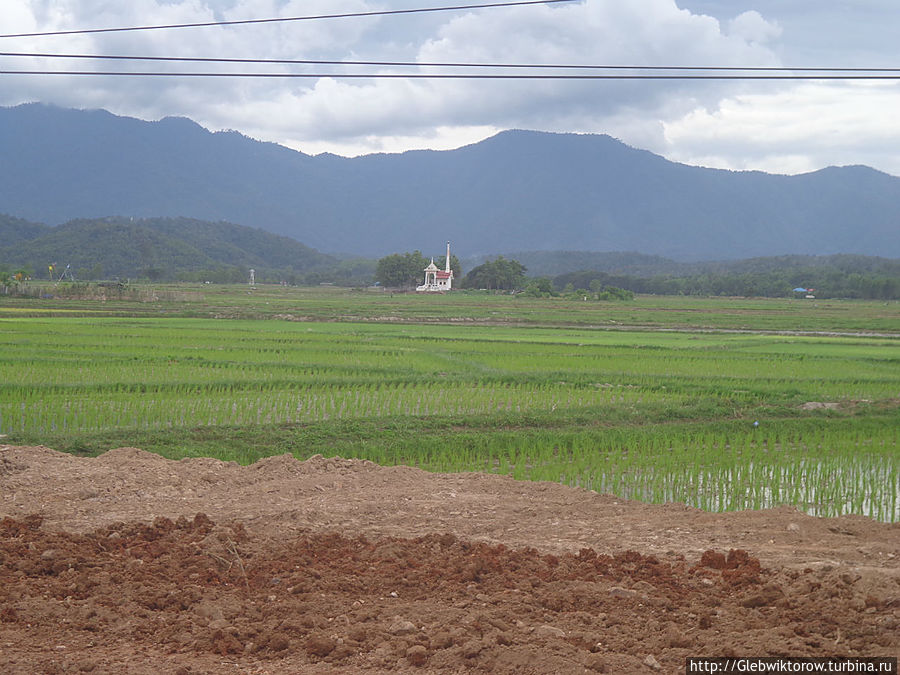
(1, 298, 897, 521)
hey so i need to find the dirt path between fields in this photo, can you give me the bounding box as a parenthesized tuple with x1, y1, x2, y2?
(1, 445, 897, 674)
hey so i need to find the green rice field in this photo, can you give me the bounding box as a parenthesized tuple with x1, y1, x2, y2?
(1, 285, 898, 520)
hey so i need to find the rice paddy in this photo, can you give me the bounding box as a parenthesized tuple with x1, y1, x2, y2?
(1, 287, 898, 520)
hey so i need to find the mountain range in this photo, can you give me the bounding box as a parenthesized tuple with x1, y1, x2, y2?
(1, 103, 898, 260)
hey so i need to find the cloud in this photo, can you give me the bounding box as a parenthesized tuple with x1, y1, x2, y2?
(661, 82, 900, 175)
(222, 0, 783, 150)
(727, 10, 781, 45)
(0, 0, 897, 175)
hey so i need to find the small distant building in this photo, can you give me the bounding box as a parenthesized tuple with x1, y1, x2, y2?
(417, 241, 454, 292)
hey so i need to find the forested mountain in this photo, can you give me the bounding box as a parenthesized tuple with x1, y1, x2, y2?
(0, 216, 335, 282)
(0, 213, 51, 245)
(2, 104, 899, 260)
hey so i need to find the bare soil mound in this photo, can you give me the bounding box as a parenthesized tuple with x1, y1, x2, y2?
(1, 445, 898, 674)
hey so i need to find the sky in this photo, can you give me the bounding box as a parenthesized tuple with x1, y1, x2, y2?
(1, 0, 899, 176)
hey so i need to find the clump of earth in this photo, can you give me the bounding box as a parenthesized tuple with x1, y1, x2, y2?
(1, 445, 897, 673)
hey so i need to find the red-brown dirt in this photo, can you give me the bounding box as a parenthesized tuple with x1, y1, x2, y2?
(1, 445, 898, 674)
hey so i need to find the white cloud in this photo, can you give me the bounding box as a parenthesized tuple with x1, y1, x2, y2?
(726, 10, 781, 45)
(290, 124, 503, 157)
(661, 82, 900, 175)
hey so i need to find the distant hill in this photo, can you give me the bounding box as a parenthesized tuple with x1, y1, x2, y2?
(0, 213, 51, 245)
(548, 253, 900, 300)
(2, 103, 900, 260)
(470, 250, 900, 279)
(3, 213, 895, 297)
(0, 215, 335, 281)
(463, 251, 685, 277)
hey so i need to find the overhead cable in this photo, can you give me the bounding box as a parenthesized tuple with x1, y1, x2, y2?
(2, 70, 899, 80)
(0, 0, 576, 39)
(2, 51, 899, 73)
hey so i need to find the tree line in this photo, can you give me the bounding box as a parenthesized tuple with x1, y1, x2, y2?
(4, 247, 897, 300)
(372, 251, 899, 300)
(553, 269, 899, 300)
(372, 253, 633, 299)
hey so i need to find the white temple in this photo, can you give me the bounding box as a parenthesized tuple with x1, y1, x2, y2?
(416, 241, 454, 292)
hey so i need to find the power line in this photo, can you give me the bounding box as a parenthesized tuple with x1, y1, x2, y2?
(0, 0, 576, 39)
(2, 51, 899, 73)
(2, 70, 899, 79)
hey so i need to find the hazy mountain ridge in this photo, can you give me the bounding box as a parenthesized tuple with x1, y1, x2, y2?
(2, 103, 899, 260)
(477, 250, 900, 278)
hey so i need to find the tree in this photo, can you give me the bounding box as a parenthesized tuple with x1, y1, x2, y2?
(434, 254, 463, 279)
(142, 266, 165, 281)
(596, 285, 634, 301)
(522, 276, 555, 297)
(375, 251, 429, 288)
(462, 256, 527, 290)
